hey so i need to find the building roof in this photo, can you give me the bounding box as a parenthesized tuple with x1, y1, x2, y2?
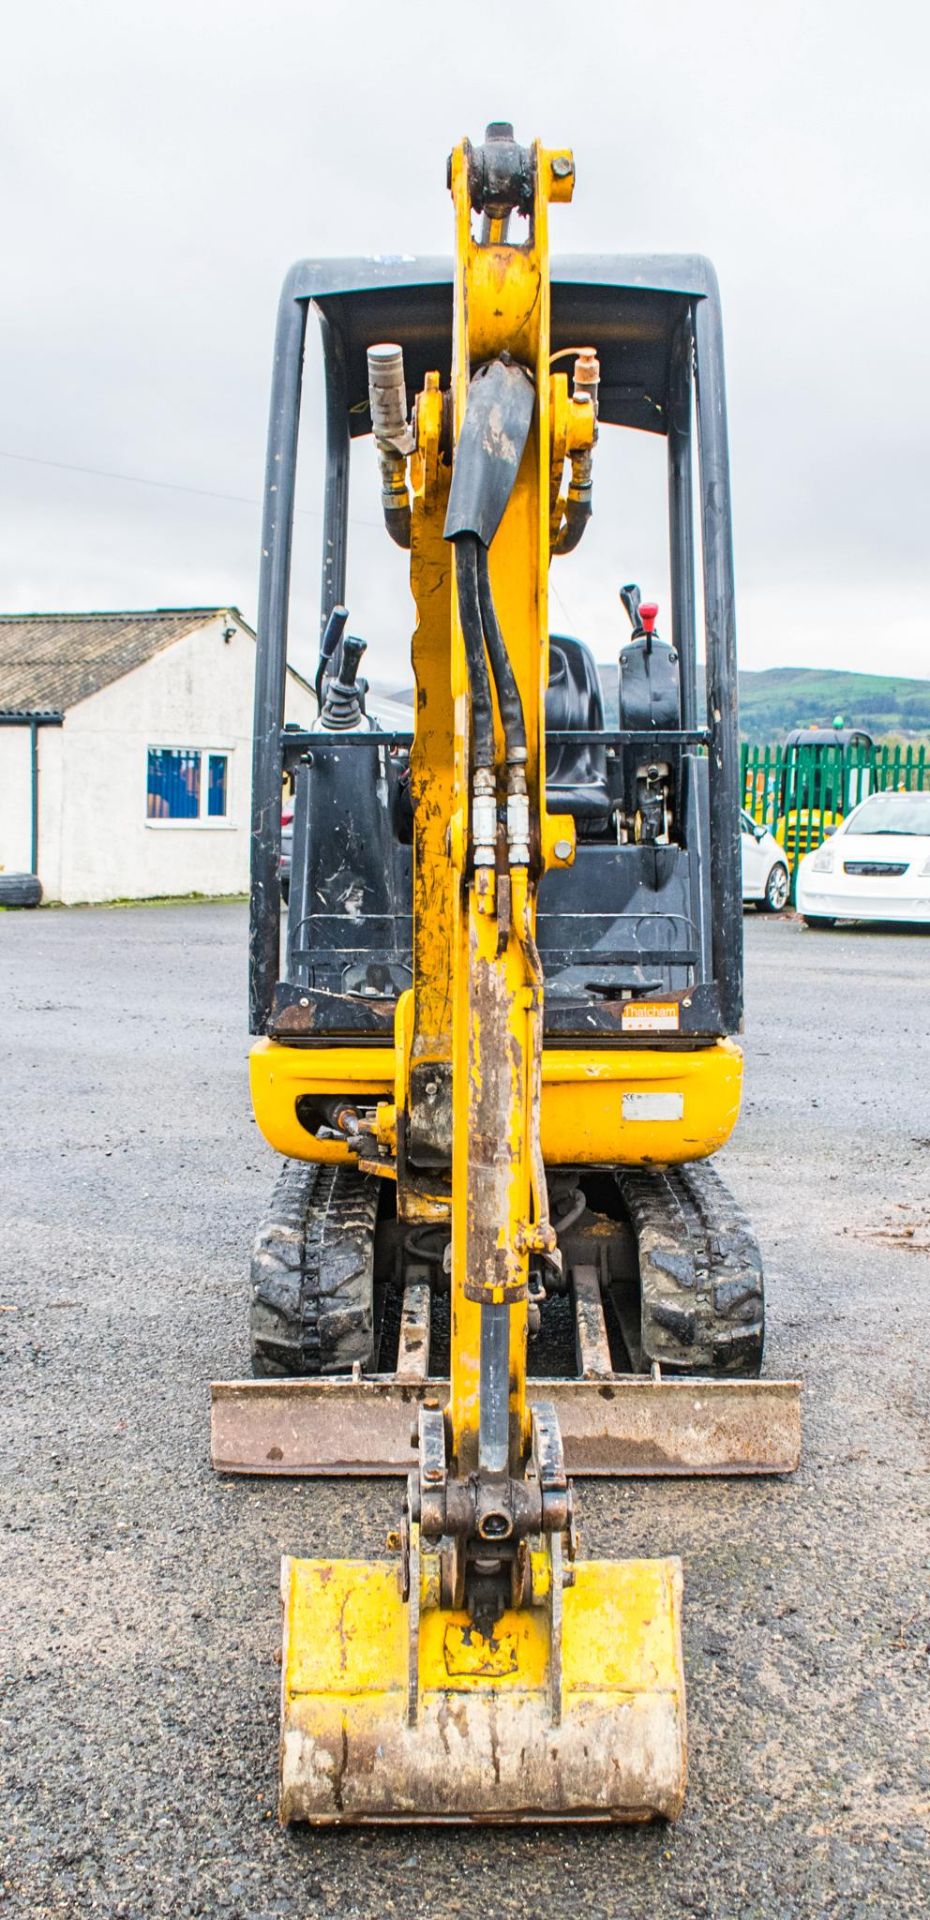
(365, 690, 415, 730)
(0, 608, 257, 715)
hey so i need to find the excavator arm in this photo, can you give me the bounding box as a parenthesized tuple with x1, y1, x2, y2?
(278, 127, 688, 1825)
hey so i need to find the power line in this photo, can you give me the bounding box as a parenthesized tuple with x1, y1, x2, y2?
(0, 442, 591, 631)
(0, 446, 265, 509)
(0, 446, 384, 529)
(548, 572, 583, 635)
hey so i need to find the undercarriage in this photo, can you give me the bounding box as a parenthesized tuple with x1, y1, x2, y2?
(249, 1156, 766, 1384)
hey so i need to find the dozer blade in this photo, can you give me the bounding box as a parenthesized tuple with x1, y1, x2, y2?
(279, 1553, 686, 1824)
(212, 1374, 802, 1479)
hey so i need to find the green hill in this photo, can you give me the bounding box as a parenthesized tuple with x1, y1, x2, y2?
(734, 666, 930, 742)
(596, 662, 929, 743)
(374, 664, 930, 745)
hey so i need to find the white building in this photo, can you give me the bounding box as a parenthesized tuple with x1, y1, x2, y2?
(0, 608, 315, 904)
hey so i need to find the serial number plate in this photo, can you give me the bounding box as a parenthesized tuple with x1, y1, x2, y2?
(622, 1093, 685, 1121)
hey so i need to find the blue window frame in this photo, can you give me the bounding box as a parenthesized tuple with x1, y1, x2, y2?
(147, 749, 229, 821)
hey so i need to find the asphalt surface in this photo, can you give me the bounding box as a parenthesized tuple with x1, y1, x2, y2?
(1, 903, 928, 1919)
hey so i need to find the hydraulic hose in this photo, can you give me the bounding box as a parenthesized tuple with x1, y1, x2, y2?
(551, 448, 593, 554)
(367, 344, 414, 549)
(475, 543, 526, 763)
(454, 535, 496, 772)
(444, 357, 535, 782)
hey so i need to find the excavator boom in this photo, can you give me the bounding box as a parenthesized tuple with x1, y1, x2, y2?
(275, 124, 689, 1825)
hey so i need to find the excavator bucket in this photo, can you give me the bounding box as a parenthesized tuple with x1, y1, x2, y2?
(279, 1553, 686, 1824)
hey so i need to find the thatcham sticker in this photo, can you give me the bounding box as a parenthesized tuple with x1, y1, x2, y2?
(621, 1001, 680, 1033)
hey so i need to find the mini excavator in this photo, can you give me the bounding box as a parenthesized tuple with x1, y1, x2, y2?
(211, 124, 801, 1823)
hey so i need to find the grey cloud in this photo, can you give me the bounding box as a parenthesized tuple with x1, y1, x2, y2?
(2, 0, 927, 680)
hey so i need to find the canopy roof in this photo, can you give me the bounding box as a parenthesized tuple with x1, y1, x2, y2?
(285, 253, 718, 437)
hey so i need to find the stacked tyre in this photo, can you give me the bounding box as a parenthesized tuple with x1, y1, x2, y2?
(0, 874, 42, 908)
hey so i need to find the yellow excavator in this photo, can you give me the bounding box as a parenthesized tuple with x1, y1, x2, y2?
(212, 124, 800, 1823)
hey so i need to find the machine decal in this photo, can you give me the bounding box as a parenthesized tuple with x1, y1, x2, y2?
(622, 1001, 681, 1032)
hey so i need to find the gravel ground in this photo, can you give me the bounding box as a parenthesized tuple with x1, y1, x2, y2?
(1, 903, 928, 1919)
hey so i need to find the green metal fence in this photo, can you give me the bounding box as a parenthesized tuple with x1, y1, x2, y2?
(740, 740, 930, 897)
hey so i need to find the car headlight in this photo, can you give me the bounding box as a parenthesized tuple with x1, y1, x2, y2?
(810, 847, 835, 874)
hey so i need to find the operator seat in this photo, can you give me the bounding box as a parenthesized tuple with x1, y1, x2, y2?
(545, 634, 611, 829)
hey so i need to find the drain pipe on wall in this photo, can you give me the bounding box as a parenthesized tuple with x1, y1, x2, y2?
(0, 709, 63, 875)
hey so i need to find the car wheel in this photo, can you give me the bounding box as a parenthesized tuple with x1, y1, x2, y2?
(759, 863, 789, 913)
(801, 914, 836, 929)
(0, 872, 42, 908)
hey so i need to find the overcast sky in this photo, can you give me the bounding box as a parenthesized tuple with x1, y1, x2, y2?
(2, 0, 927, 687)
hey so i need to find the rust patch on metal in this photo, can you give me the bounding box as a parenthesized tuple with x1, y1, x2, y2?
(571, 1265, 613, 1380)
(463, 929, 525, 1304)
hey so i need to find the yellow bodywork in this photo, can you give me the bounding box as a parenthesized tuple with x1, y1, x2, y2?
(280, 1553, 686, 1823)
(250, 1034, 743, 1169)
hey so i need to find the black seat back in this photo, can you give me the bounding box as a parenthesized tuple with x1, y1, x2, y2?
(545, 634, 611, 826)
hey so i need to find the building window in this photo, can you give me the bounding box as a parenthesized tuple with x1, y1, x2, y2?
(147, 749, 229, 822)
(207, 752, 228, 818)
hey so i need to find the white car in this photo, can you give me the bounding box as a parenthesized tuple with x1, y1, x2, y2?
(796, 790, 930, 927)
(741, 810, 790, 912)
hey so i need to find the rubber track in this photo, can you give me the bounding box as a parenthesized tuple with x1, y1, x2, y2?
(616, 1162, 765, 1375)
(249, 1160, 379, 1377)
